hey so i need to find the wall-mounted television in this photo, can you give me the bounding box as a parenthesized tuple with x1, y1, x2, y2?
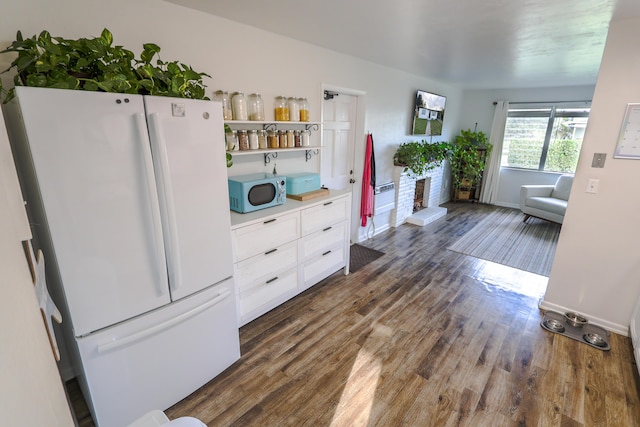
(411, 90, 446, 136)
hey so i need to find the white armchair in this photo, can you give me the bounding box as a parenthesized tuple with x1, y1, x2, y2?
(520, 174, 573, 224)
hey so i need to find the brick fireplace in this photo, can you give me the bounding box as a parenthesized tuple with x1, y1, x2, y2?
(391, 165, 447, 227)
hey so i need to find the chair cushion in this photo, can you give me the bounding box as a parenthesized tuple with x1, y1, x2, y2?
(526, 196, 568, 216)
(551, 175, 573, 201)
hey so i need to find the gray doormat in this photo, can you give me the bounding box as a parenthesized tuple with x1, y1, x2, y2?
(349, 244, 384, 273)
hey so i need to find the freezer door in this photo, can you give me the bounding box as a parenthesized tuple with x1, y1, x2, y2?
(76, 279, 240, 427)
(13, 87, 170, 336)
(144, 96, 234, 301)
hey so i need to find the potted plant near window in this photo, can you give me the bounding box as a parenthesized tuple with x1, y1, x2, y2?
(393, 140, 451, 177)
(450, 129, 492, 201)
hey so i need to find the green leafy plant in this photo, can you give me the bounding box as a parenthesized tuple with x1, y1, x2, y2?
(393, 140, 451, 176)
(135, 43, 209, 99)
(450, 129, 492, 190)
(0, 28, 210, 103)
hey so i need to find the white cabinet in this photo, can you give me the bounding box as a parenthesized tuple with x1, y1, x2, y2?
(231, 191, 351, 325)
(299, 200, 350, 290)
(232, 211, 299, 262)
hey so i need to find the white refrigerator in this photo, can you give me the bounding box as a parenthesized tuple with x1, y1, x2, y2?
(5, 86, 240, 427)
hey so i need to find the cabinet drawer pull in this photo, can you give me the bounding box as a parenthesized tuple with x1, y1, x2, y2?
(323, 226, 332, 232)
(322, 250, 332, 256)
(263, 218, 277, 224)
(264, 248, 278, 255)
(323, 201, 333, 206)
(266, 276, 278, 284)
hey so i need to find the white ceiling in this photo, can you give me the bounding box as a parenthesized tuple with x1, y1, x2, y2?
(167, 0, 640, 89)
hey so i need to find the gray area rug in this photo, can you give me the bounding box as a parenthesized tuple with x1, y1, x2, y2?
(447, 207, 561, 276)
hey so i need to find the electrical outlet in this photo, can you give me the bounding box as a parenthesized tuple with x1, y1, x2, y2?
(586, 178, 599, 193)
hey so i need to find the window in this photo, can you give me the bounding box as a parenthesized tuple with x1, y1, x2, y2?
(500, 105, 590, 173)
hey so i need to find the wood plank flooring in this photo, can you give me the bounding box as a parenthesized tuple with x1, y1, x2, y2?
(71, 202, 640, 426)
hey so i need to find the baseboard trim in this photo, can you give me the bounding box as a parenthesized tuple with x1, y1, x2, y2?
(539, 299, 629, 336)
(494, 201, 520, 209)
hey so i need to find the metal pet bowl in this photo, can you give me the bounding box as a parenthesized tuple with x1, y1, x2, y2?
(583, 332, 607, 348)
(564, 312, 588, 328)
(543, 318, 565, 332)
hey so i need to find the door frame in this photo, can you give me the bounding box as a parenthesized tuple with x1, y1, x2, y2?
(320, 84, 367, 244)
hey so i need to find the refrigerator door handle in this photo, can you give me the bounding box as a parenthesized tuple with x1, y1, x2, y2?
(148, 113, 183, 293)
(97, 288, 232, 354)
(134, 113, 169, 297)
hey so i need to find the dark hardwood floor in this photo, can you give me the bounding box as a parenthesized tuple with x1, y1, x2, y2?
(71, 202, 640, 426)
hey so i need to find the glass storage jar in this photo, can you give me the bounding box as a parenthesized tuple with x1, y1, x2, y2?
(267, 130, 278, 148)
(231, 92, 248, 121)
(225, 129, 238, 151)
(213, 90, 233, 120)
(286, 130, 295, 148)
(294, 130, 301, 147)
(298, 97, 310, 122)
(274, 96, 289, 121)
(287, 97, 300, 121)
(248, 130, 259, 150)
(257, 129, 267, 149)
(247, 93, 265, 121)
(278, 130, 287, 148)
(238, 130, 250, 151)
(301, 129, 311, 147)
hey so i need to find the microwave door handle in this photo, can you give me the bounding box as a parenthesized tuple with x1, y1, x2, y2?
(148, 112, 183, 293)
(134, 113, 169, 297)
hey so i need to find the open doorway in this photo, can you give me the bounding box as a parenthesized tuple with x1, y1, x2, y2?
(320, 85, 366, 243)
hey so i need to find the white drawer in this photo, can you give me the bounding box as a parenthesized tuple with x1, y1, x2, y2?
(301, 196, 349, 236)
(302, 244, 345, 290)
(239, 268, 298, 318)
(299, 221, 347, 261)
(233, 211, 300, 261)
(236, 240, 298, 290)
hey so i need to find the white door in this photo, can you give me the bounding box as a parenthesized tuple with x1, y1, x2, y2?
(144, 97, 234, 301)
(321, 94, 357, 190)
(14, 87, 170, 336)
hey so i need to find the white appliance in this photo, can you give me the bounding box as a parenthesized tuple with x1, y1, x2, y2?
(5, 86, 240, 427)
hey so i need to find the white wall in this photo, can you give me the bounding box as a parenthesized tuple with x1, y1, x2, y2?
(541, 16, 640, 334)
(0, 0, 462, 241)
(457, 85, 595, 206)
(0, 115, 73, 425)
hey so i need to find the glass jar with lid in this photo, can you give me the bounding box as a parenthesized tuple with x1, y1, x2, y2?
(213, 90, 233, 120)
(274, 96, 289, 121)
(286, 130, 295, 148)
(257, 129, 267, 149)
(247, 93, 265, 121)
(225, 129, 238, 151)
(267, 130, 278, 148)
(278, 130, 287, 148)
(248, 130, 259, 150)
(287, 97, 300, 122)
(298, 97, 310, 122)
(231, 92, 248, 121)
(294, 130, 301, 147)
(301, 129, 311, 147)
(238, 130, 250, 151)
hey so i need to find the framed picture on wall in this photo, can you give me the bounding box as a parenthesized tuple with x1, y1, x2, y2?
(411, 90, 446, 136)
